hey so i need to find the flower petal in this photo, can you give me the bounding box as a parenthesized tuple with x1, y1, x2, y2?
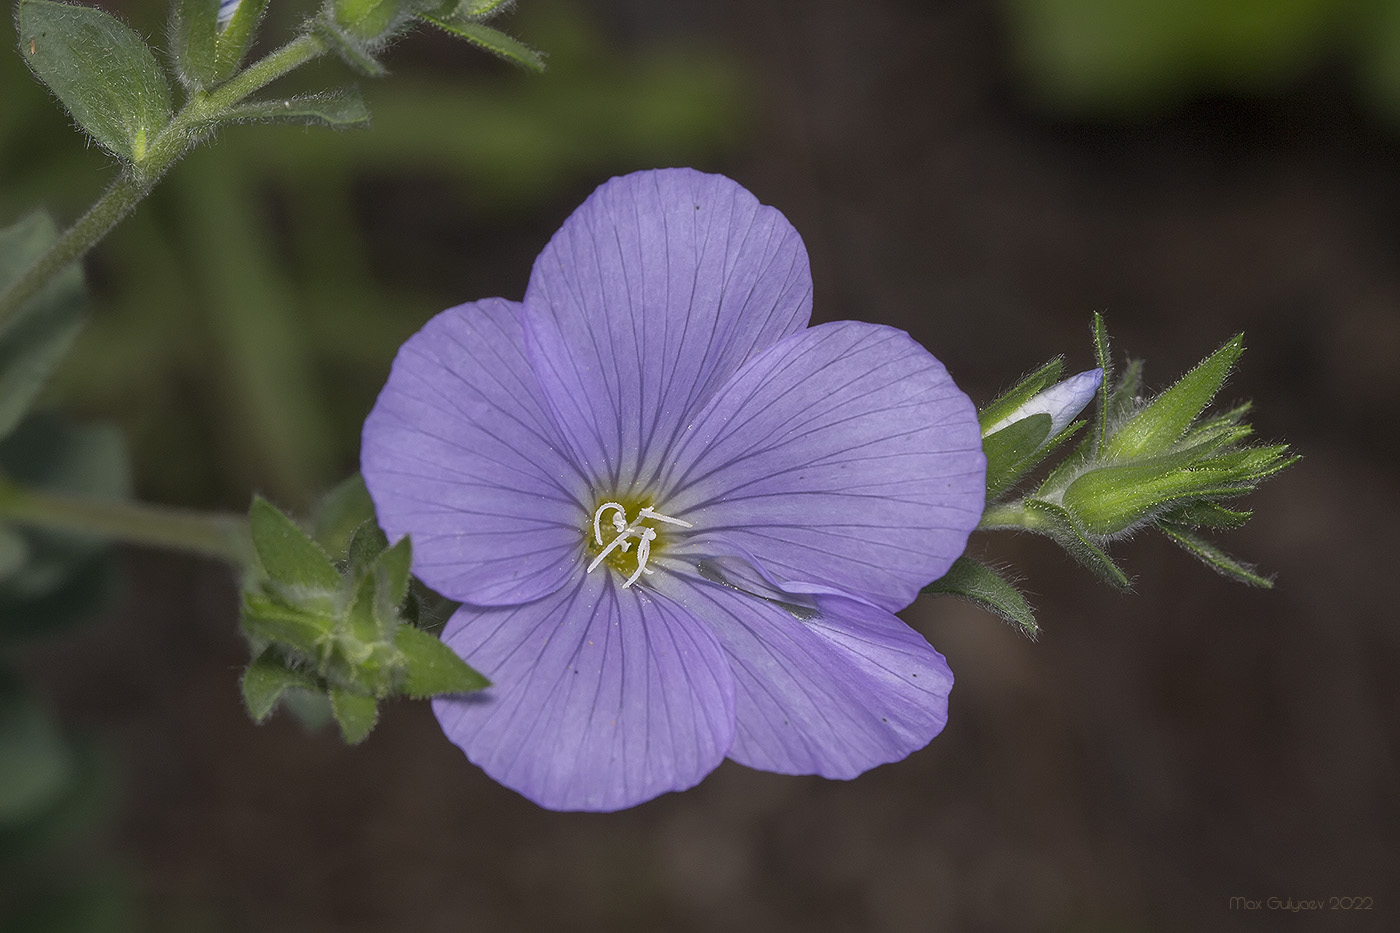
(432, 571, 737, 811)
(656, 573, 953, 778)
(663, 321, 986, 611)
(523, 168, 812, 491)
(361, 298, 590, 605)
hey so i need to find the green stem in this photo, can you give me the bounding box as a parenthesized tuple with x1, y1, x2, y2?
(0, 33, 328, 332)
(0, 479, 251, 566)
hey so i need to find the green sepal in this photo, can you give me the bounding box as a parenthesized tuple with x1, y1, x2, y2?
(396, 624, 489, 698)
(0, 211, 84, 441)
(922, 556, 1038, 638)
(16, 0, 174, 162)
(218, 88, 372, 129)
(312, 473, 377, 561)
(420, 13, 546, 71)
(213, 0, 270, 80)
(240, 651, 318, 721)
(314, 17, 388, 77)
(977, 357, 1063, 432)
(239, 590, 336, 657)
(1104, 358, 1143, 427)
(983, 414, 1050, 495)
(171, 0, 219, 91)
(453, 0, 514, 19)
(1103, 334, 1244, 461)
(329, 687, 378, 744)
(1156, 520, 1274, 588)
(1024, 498, 1131, 589)
(345, 519, 390, 578)
(0, 669, 75, 825)
(1161, 500, 1253, 530)
(375, 535, 411, 610)
(248, 495, 342, 595)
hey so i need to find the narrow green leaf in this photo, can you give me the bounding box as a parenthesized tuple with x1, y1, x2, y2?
(172, 0, 219, 91)
(1156, 521, 1274, 588)
(982, 413, 1052, 496)
(0, 211, 84, 440)
(421, 14, 546, 71)
(220, 89, 372, 129)
(396, 624, 489, 698)
(1024, 498, 1131, 589)
(1091, 312, 1112, 453)
(329, 687, 378, 744)
(0, 670, 75, 824)
(1104, 334, 1244, 461)
(343, 563, 383, 643)
(17, 0, 174, 161)
(248, 496, 342, 592)
(977, 358, 1063, 432)
(240, 651, 318, 721)
(213, 0, 269, 80)
(922, 557, 1038, 638)
(1162, 500, 1253, 530)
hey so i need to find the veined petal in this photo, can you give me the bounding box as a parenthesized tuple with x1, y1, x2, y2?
(433, 572, 736, 811)
(657, 573, 953, 778)
(523, 168, 812, 491)
(662, 321, 985, 612)
(361, 299, 590, 606)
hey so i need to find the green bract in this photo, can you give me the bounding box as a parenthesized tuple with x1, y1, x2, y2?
(239, 495, 488, 744)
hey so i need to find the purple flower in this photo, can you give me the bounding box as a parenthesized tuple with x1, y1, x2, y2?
(361, 169, 986, 810)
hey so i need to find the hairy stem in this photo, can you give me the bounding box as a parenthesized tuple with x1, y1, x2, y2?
(0, 33, 328, 331)
(0, 479, 251, 566)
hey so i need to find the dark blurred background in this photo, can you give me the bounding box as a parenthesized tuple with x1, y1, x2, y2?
(3, 0, 1397, 929)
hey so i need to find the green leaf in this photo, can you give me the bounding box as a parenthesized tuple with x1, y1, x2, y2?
(0, 211, 84, 441)
(171, 0, 219, 91)
(1024, 498, 1131, 589)
(977, 357, 1063, 431)
(1103, 334, 1244, 461)
(312, 473, 377, 560)
(396, 624, 489, 698)
(17, 0, 174, 162)
(421, 14, 546, 71)
(220, 89, 372, 129)
(0, 670, 75, 824)
(329, 687, 378, 744)
(240, 651, 318, 721)
(1156, 521, 1274, 588)
(213, 0, 269, 80)
(922, 556, 1038, 638)
(248, 496, 342, 593)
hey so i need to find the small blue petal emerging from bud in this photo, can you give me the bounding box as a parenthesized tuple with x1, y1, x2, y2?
(984, 368, 1102, 437)
(218, 0, 241, 26)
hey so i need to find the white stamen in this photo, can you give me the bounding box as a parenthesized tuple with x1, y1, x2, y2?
(587, 502, 692, 587)
(593, 501, 626, 545)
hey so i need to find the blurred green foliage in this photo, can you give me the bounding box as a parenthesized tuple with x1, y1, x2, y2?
(2, 0, 747, 510)
(1001, 0, 1400, 120)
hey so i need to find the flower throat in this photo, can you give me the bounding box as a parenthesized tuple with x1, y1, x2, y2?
(586, 500, 692, 587)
